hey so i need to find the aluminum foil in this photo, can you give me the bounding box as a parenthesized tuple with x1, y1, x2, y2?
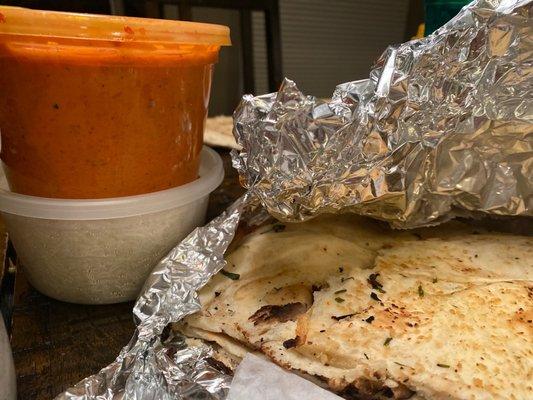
(233, 0, 532, 228)
(56, 196, 255, 400)
(58, 1, 532, 399)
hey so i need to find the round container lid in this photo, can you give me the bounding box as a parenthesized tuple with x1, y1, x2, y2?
(0, 6, 231, 46)
(0, 146, 224, 220)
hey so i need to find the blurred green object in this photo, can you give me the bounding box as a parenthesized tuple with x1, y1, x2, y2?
(424, 0, 471, 35)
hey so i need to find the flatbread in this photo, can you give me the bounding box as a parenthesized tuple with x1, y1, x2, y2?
(177, 215, 533, 399)
(204, 115, 241, 150)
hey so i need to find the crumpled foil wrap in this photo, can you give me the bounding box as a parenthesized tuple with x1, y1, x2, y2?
(233, 0, 532, 228)
(57, 1, 532, 399)
(56, 196, 252, 400)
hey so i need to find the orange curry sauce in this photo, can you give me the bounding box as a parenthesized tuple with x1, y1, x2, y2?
(0, 38, 218, 198)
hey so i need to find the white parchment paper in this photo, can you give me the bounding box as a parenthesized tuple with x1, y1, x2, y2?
(227, 354, 342, 400)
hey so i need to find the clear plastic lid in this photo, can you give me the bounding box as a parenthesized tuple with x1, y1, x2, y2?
(0, 6, 231, 46)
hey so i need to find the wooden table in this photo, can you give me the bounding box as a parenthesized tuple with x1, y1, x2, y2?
(4, 149, 244, 400)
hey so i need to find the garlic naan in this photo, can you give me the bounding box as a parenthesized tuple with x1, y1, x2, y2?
(178, 215, 533, 400)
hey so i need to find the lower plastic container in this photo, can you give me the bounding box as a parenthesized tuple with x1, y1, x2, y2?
(0, 316, 16, 400)
(0, 147, 223, 304)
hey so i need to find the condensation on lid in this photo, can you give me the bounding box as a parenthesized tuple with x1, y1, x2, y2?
(0, 6, 231, 46)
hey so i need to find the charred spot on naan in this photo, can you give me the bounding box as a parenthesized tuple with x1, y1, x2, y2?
(249, 302, 309, 325)
(338, 380, 415, 400)
(206, 356, 234, 375)
(262, 283, 315, 306)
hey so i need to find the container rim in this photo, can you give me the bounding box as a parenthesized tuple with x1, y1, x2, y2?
(0, 146, 224, 220)
(0, 6, 231, 46)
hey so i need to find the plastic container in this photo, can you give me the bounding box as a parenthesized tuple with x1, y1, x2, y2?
(0, 6, 230, 198)
(0, 317, 16, 400)
(0, 147, 223, 304)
